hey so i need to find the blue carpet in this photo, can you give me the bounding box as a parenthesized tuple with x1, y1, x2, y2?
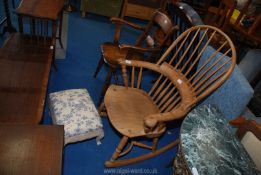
(1, 7, 180, 174)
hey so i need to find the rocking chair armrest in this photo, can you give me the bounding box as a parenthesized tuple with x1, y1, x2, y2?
(144, 106, 192, 128)
(110, 17, 146, 31)
(119, 44, 161, 54)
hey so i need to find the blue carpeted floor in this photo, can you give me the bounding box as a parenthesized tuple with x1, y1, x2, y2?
(0, 4, 181, 175)
(48, 12, 180, 175)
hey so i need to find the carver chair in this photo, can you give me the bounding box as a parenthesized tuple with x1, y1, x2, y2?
(104, 25, 236, 167)
(93, 10, 178, 106)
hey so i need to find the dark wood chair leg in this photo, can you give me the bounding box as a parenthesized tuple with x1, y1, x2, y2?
(113, 70, 119, 84)
(3, 0, 17, 34)
(64, 0, 76, 12)
(52, 21, 58, 71)
(12, 0, 15, 8)
(52, 51, 58, 71)
(58, 11, 64, 49)
(98, 67, 114, 106)
(93, 55, 105, 78)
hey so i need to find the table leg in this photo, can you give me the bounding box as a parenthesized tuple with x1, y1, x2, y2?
(18, 15, 23, 33)
(64, 0, 76, 12)
(58, 11, 64, 49)
(30, 18, 36, 35)
(12, 0, 15, 8)
(52, 20, 58, 71)
(2, 0, 17, 34)
(120, 0, 128, 18)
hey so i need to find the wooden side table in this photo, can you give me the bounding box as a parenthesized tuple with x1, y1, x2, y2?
(0, 124, 64, 175)
(15, 0, 65, 69)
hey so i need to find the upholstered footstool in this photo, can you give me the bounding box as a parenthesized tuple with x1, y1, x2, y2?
(49, 89, 104, 145)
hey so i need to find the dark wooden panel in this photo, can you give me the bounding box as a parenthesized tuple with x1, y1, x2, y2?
(0, 34, 53, 123)
(0, 124, 64, 175)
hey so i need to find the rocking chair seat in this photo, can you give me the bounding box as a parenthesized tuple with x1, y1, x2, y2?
(105, 85, 159, 138)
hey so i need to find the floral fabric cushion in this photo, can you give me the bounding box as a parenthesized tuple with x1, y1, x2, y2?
(49, 89, 104, 145)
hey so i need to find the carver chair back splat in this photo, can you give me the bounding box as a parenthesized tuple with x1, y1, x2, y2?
(157, 25, 236, 102)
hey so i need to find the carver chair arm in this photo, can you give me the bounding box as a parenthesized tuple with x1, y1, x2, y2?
(119, 44, 161, 54)
(111, 17, 146, 30)
(110, 17, 146, 44)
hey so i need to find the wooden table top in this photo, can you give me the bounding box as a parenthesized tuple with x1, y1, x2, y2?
(0, 33, 53, 124)
(0, 124, 64, 175)
(16, 0, 64, 20)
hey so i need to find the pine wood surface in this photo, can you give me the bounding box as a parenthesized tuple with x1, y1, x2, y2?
(103, 25, 236, 167)
(105, 85, 160, 138)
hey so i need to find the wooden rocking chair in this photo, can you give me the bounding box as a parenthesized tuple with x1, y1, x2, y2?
(104, 25, 236, 167)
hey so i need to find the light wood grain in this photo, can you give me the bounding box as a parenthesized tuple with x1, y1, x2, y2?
(104, 25, 236, 167)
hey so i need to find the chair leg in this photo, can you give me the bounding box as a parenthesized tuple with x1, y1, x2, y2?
(110, 136, 129, 162)
(113, 70, 119, 85)
(98, 67, 114, 106)
(52, 55, 58, 71)
(58, 11, 64, 49)
(93, 55, 105, 78)
(98, 101, 107, 117)
(52, 45, 58, 71)
(152, 138, 159, 152)
(81, 11, 86, 18)
(12, 0, 15, 8)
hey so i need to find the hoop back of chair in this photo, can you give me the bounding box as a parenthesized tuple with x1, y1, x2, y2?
(156, 25, 236, 107)
(135, 11, 176, 48)
(167, 2, 204, 38)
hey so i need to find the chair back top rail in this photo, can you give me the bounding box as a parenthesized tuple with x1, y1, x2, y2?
(135, 10, 178, 48)
(156, 25, 236, 102)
